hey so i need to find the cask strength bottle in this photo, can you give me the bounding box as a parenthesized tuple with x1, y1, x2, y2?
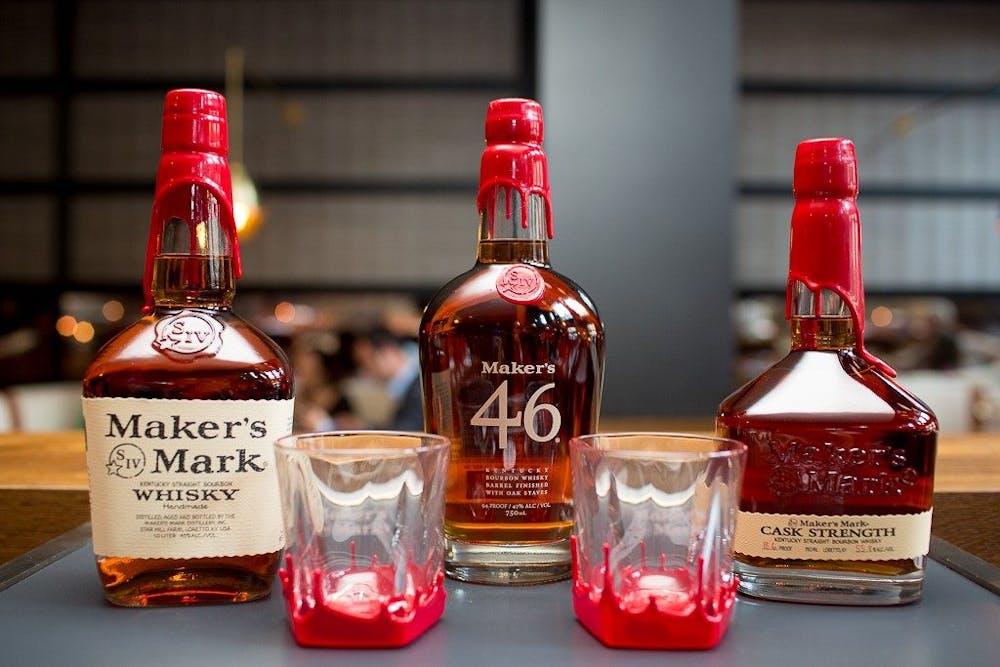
(717, 138, 937, 605)
(420, 99, 605, 584)
(82, 90, 294, 606)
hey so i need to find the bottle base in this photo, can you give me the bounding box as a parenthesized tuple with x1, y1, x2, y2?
(100, 566, 274, 607)
(445, 538, 571, 585)
(735, 561, 925, 606)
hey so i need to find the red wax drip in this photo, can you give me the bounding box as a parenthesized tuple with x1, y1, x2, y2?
(142, 89, 242, 314)
(786, 137, 895, 377)
(477, 183, 554, 240)
(570, 536, 737, 650)
(476, 98, 554, 241)
(279, 554, 446, 648)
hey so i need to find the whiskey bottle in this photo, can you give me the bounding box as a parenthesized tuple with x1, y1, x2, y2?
(82, 89, 294, 606)
(717, 138, 937, 605)
(419, 99, 605, 584)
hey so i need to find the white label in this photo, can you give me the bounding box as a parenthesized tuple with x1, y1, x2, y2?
(735, 510, 932, 561)
(83, 397, 293, 559)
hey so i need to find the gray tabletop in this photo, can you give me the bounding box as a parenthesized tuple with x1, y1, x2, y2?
(1, 541, 998, 667)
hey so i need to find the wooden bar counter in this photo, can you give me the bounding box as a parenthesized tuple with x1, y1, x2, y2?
(1, 429, 998, 572)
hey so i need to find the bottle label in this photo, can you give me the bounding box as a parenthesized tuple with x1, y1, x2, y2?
(430, 354, 585, 526)
(496, 264, 545, 304)
(735, 510, 932, 561)
(83, 397, 293, 559)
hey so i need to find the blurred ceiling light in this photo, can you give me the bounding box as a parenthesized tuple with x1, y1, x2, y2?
(56, 315, 77, 337)
(74, 321, 95, 343)
(102, 300, 125, 322)
(226, 47, 264, 239)
(871, 306, 893, 328)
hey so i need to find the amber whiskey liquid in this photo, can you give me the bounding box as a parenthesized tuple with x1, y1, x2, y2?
(718, 317, 937, 604)
(83, 257, 293, 606)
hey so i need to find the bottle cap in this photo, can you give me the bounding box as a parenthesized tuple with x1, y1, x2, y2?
(161, 89, 229, 155)
(485, 98, 544, 145)
(786, 137, 894, 376)
(142, 89, 240, 313)
(793, 137, 858, 198)
(477, 98, 553, 239)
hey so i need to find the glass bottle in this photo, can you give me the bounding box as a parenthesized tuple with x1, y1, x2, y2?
(82, 89, 294, 606)
(717, 138, 937, 605)
(419, 99, 605, 584)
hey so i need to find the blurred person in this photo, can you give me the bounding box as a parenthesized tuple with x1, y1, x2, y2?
(290, 332, 360, 433)
(893, 300, 961, 372)
(351, 327, 423, 431)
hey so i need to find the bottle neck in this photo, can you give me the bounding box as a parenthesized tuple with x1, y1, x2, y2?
(151, 184, 235, 310)
(477, 189, 550, 265)
(789, 280, 856, 350)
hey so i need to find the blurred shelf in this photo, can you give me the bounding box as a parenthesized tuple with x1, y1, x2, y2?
(0, 178, 477, 196)
(0, 75, 526, 96)
(740, 182, 1000, 200)
(743, 79, 1000, 98)
(737, 287, 1000, 298)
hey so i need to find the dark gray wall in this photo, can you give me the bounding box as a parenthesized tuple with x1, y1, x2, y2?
(539, 0, 738, 417)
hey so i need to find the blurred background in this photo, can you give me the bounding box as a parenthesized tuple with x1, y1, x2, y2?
(1, 0, 999, 433)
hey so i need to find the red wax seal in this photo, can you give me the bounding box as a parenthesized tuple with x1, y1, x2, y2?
(496, 264, 545, 304)
(152, 311, 224, 361)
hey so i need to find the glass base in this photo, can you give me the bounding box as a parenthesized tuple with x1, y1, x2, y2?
(735, 561, 925, 606)
(445, 538, 571, 585)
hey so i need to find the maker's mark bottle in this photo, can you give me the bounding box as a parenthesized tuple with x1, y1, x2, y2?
(717, 138, 937, 605)
(420, 98, 605, 584)
(82, 89, 294, 606)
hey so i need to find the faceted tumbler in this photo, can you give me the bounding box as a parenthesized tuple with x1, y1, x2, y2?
(570, 432, 746, 649)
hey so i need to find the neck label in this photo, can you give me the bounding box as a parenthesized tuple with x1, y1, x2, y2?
(496, 264, 545, 304)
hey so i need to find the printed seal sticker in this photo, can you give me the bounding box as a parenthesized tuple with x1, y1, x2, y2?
(496, 264, 545, 304)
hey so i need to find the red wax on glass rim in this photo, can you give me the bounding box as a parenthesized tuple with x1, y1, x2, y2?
(570, 536, 737, 650)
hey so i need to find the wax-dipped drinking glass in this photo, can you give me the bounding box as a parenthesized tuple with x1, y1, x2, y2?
(273, 431, 450, 648)
(570, 433, 746, 649)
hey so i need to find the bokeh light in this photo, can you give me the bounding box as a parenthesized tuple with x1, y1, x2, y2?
(56, 315, 77, 337)
(871, 306, 893, 328)
(73, 321, 95, 343)
(274, 301, 296, 324)
(102, 300, 125, 322)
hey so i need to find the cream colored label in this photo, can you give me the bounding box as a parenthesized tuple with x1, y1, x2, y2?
(83, 397, 293, 559)
(736, 510, 932, 561)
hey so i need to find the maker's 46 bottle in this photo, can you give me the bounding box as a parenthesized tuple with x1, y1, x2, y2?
(420, 99, 605, 584)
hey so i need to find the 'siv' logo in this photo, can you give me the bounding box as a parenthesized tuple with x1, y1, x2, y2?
(496, 264, 545, 304)
(153, 311, 223, 361)
(106, 443, 146, 478)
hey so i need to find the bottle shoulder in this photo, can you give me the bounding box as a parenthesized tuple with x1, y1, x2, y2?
(717, 349, 937, 431)
(421, 263, 603, 333)
(83, 308, 292, 399)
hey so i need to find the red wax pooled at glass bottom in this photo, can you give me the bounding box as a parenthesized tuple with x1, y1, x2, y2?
(278, 554, 446, 648)
(570, 537, 737, 650)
